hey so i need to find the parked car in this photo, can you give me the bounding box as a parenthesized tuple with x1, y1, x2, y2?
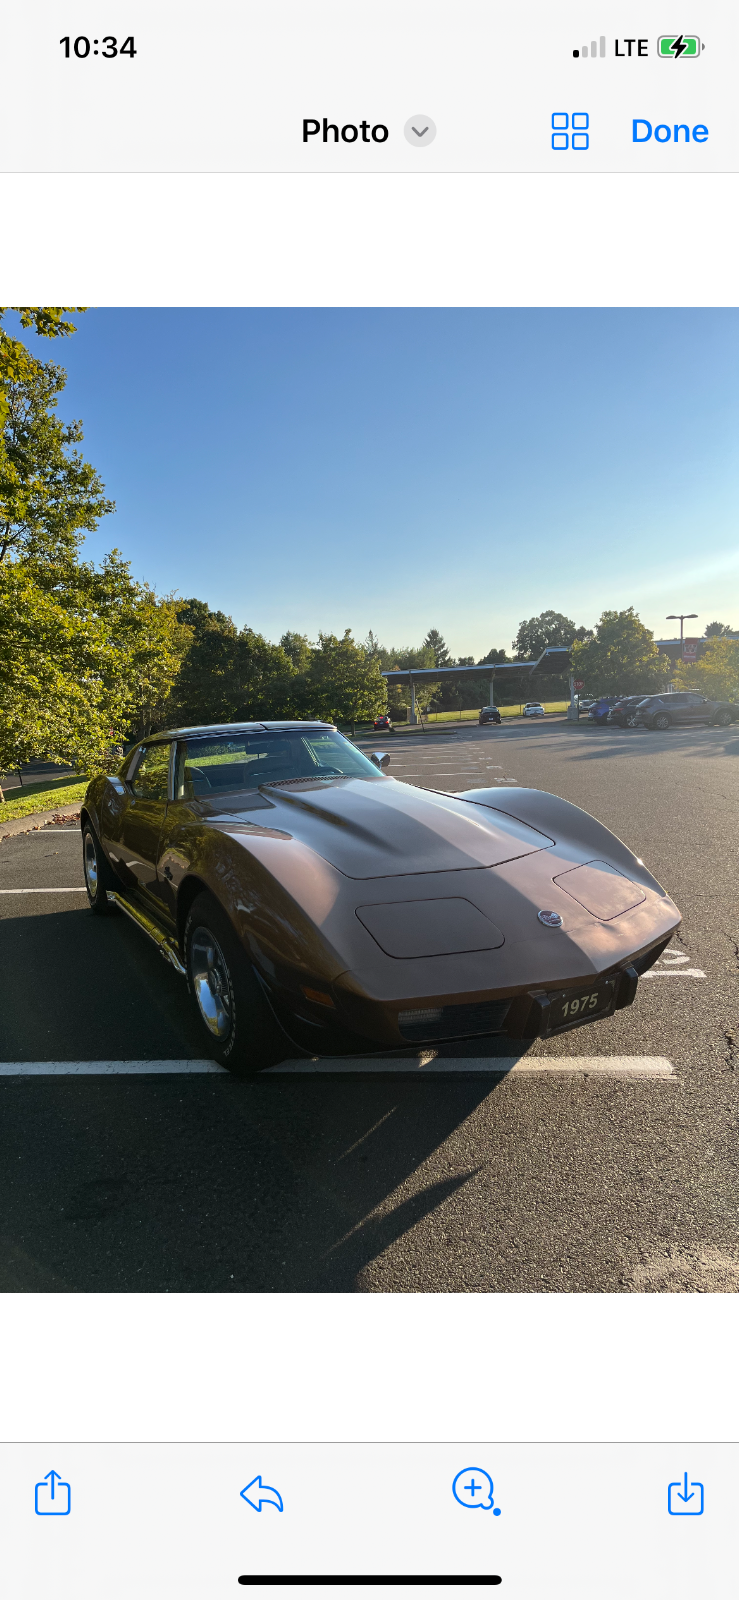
(632, 693, 738, 731)
(478, 706, 502, 725)
(607, 696, 646, 728)
(588, 696, 622, 724)
(372, 713, 393, 730)
(578, 698, 596, 712)
(522, 702, 546, 717)
(80, 720, 681, 1072)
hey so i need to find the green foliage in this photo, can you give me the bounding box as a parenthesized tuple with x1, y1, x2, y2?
(674, 638, 739, 702)
(299, 631, 387, 729)
(571, 608, 670, 697)
(1, 307, 85, 342)
(704, 620, 735, 638)
(512, 611, 583, 659)
(231, 629, 295, 719)
(167, 601, 294, 726)
(422, 627, 452, 668)
(0, 555, 187, 775)
(1, 347, 114, 565)
(279, 630, 313, 671)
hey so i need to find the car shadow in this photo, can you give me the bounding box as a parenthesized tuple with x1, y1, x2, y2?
(0, 907, 519, 1293)
(564, 726, 739, 761)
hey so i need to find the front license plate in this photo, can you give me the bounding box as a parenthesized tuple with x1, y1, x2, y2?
(549, 978, 616, 1031)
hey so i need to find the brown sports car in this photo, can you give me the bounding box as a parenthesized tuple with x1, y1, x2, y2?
(81, 721, 681, 1072)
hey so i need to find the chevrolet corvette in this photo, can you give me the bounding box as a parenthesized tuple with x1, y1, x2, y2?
(80, 721, 681, 1072)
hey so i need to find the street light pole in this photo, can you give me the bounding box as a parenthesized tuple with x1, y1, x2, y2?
(666, 612, 698, 649)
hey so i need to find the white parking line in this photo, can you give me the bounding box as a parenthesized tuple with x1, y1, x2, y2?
(266, 1056, 675, 1077)
(0, 1056, 674, 1077)
(0, 887, 87, 894)
(641, 968, 706, 979)
(0, 1060, 226, 1075)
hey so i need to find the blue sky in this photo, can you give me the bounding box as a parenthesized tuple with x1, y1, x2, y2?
(14, 307, 739, 656)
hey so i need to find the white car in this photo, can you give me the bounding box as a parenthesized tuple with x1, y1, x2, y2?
(523, 701, 546, 717)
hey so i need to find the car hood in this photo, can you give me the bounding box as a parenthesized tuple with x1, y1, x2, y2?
(203, 776, 554, 880)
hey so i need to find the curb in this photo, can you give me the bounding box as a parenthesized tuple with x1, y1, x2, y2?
(0, 802, 82, 841)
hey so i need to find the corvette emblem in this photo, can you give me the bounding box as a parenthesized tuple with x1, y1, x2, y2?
(538, 909, 563, 927)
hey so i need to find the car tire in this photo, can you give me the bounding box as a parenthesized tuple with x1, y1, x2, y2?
(184, 890, 290, 1074)
(714, 709, 732, 727)
(82, 823, 120, 915)
(653, 713, 671, 730)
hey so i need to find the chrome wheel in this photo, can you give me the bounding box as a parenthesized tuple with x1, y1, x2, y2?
(190, 925, 233, 1039)
(84, 832, 99, 899)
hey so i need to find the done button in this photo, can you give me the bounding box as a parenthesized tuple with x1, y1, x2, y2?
(633, 119, 708, 143)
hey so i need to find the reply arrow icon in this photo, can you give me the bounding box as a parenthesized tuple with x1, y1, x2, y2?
(240, 1475, 284, 1512)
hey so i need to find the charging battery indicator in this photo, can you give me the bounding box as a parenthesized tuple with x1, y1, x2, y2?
(658, 34, 701, 57)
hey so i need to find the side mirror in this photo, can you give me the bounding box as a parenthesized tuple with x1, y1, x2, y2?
(370, 751, 390, 771)
(106, 775, 127, 795)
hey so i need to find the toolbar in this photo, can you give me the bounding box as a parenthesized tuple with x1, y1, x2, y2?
(0, 2, 735, 172)
(2, 1441, 732, 1597)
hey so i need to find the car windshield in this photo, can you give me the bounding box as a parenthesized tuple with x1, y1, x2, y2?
(174, 728, 382, 799)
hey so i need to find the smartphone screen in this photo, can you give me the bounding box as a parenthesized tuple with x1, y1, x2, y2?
(1, 3, 736, 1595)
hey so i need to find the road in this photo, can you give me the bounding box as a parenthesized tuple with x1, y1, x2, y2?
(1, 719, 738, 1293)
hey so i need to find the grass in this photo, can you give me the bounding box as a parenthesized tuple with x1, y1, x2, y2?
(0, 774, 88, 825)
(423, 701, 569, 723)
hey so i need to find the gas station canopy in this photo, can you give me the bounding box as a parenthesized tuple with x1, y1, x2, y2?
(381, 646, 572, 686)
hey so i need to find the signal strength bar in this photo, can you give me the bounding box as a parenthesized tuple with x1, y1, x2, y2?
(573, 37, 606, 58)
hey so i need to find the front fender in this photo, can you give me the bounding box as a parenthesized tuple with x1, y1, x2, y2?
(453, 787, 668, 897)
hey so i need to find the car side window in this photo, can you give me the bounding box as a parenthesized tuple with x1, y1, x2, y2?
(668, 695, 687, 707)
(130, 743, 172, 801)
(685, 694, 704, 704)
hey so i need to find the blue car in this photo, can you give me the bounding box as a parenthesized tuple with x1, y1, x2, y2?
(588, 696, 623, 724)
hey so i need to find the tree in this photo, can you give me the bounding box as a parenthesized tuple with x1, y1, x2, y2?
(1, 307, 85, 343)
(571, 608, 670, 697)
(422, 628, 451, 668)
(704, 620, 735, 638)
(512, 611, 580, 660)
(674, 638, 739, 703)
(167, 604, 295, 727)
(0, 554, 186, 774)
(230, 628, 295, 720)
(301, 630, 387, 732)
(0, 352, 114, 566)
(168, 600, 239, 725)
(279, 630, 313, 671)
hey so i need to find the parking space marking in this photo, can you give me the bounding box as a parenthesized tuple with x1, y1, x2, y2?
(641, 968, 706, 979)
(0, 887, 87, 894)
(0, 1056, 674, 1077)
(0, 1060, 226, 1075)
(266, 1056, 675, 1077)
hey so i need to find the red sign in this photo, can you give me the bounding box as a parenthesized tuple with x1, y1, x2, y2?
(573, 679, 584, 692)
(682, 638, 699, 662)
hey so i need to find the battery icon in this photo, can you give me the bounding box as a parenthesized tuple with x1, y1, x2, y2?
(658, 34, 701, 57)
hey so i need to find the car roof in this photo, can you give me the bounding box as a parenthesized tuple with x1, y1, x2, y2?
(141, 720, 335, 743)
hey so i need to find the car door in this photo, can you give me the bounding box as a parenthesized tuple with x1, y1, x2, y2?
(683, 693, 710, 724)
(664, 693, 689, 723)
(115, 741, 173, 909)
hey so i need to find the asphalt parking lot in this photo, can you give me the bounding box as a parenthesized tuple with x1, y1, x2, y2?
(2, 718, 738, 1294)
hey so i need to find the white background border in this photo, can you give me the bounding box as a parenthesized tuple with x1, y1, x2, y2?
(3, 174, 738, 307)
(4, 1294, 737, 1441)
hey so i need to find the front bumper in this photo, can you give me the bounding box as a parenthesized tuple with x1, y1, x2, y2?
(395, 963, 639, 1045)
